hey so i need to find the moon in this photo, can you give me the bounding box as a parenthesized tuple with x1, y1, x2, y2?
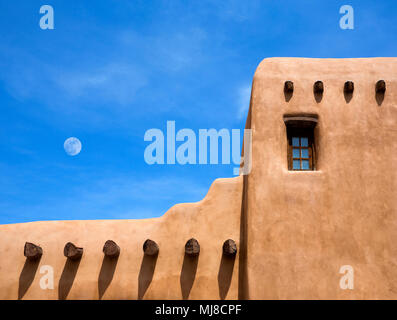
(64, 137, 82, 156)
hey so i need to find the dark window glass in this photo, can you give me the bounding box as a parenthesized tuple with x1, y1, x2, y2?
(286, 127, 316, 171)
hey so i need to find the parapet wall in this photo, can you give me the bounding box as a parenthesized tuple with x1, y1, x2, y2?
(0, 177, 243, 300)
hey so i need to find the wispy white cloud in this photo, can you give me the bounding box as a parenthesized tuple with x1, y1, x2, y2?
(211, 0, 261, 22)
(0, 24, 209, 128)
(0, 44, 148, 106)
(54, 63, 148, 105)
(0, 165, 210, 223)
(76, 175, 208, 203)
(237, 84, 251, 120)
(117, 27, 207, 73)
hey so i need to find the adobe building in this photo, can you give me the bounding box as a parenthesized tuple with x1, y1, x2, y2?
(0, 57, 396, 300)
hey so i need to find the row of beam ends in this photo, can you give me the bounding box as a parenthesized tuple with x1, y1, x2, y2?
(23, 238, 238, 261)
(284, 80, 387, 95)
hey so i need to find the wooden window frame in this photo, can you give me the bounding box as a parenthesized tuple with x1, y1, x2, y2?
(287, 128, 315, 170)
(284, 114, 318, 171)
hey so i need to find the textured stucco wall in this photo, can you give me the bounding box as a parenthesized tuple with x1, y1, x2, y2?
(0, 177, 242, 300)
(1, 57, 396, 300)
(244, 57, 397, 299)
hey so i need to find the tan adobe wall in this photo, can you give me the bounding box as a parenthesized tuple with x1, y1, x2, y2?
(243, 57, 397, 299)
(0, 177, 243, 300)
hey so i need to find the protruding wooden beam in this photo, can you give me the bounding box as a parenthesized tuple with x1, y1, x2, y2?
(376, 80, 386, 93)
(64, 242, 83, 260)
(283, 113, 318, 129)
(185, 238, 200, 257)
(24, 242, 43, 260)
(222, 239, 237, 257)
(284, 81, 294, 93)
(313, 81, 324, 94)
(344, 81, 354, 94)
(103, 240, 120, 258)
(143, 239, 159, 256)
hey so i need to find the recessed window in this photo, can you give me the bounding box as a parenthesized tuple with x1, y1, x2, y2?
(284, 114, 318, 171)
(291, 136, 311, 170)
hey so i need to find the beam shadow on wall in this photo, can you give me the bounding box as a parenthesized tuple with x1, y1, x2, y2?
(314, 81, 324, 103)
(344, 81, 354, 103)
(18, 257, 41, 299)
(284, 80, 294, 102)
(180, 253, 199, 300)
(218, 251, 236, 300)
(58, 258, 81, 300)
(98, 255, 119, 299)
(375, 80, 386, 106)
(138, 253, 158, 300)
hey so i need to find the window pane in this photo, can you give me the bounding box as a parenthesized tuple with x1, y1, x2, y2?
(301, 149, 309, 158)
(293, 148, 300, 158)
(301, 137, 308, 147)
(301, 160, 310, 170)
(292, 137, 299, 147)
(293, 160, 301, 170)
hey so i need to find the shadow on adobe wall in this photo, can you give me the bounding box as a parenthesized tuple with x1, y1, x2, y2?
(138, 253, 158, 299)
(180, 253, 199, 299)
(376, 91, 385, 106)
(18, 257, 41, 299)
(58, 258, 81, 300)
(217, 252, 236, 300)
(344, 91, 353, 103)
(314, 91, 323, 103)
(98, 255, 119, 299)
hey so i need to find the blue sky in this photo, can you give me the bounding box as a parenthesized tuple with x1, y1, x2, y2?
(0, 0, 396, 224)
